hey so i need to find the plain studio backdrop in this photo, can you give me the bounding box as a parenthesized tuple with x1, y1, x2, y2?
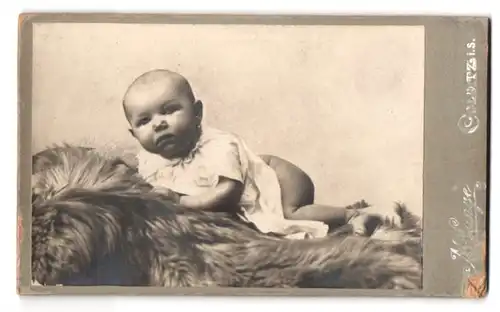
(32, 23, 424, 216)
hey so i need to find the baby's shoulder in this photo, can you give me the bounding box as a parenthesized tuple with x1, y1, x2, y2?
(195, 127, 249, 167)
(199, 127, 243, 149)
(136, 149, 169, 177)
(136, 148, 156, 163)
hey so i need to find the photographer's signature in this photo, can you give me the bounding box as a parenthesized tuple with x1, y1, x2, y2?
(449, 181, 486, 275)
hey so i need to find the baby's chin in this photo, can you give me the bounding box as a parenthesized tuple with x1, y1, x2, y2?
(144, 131, 198, 159)
(151, 143, 189, 160)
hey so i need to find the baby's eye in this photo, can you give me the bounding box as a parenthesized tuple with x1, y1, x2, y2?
(160, 104, 180, 115)
(136, 117, 150, 126)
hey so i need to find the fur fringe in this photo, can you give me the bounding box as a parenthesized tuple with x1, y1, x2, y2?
(31, 144, 423, 289)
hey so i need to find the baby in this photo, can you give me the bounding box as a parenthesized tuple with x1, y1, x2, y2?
(122, 69, 392, 239)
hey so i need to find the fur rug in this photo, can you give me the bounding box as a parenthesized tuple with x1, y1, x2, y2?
(31, 144, 423, 289)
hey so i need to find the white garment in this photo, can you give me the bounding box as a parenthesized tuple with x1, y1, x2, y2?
(137, 127, 329, 239)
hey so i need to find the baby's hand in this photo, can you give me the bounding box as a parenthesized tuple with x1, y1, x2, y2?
(152, 186, 181, 203)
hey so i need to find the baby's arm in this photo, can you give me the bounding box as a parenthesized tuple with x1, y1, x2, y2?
(179, 177, 243, 212)
(178, 136, 245, 213)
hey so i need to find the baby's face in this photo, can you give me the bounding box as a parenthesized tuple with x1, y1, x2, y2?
(124, 81, 200, 159)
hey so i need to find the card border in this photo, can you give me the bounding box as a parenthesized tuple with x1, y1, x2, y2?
(17, 13, 490, 298)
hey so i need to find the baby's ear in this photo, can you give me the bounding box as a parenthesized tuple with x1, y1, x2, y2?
(194, 100, 203, 121)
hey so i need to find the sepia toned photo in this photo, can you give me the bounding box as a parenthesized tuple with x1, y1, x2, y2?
(29, 21, 425, 290)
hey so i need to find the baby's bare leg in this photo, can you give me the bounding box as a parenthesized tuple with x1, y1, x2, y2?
(260, 155, 358, 228)
(260, 154, 376, 233)
(283, 204, 357, 229)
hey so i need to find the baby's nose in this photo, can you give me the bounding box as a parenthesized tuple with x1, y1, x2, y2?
(152, 117, 168, 130)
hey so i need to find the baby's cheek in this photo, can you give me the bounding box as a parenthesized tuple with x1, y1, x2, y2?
(136, 131, 155, 148)
(173, 113, 195, 129)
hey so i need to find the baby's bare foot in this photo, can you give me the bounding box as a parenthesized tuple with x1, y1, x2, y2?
(348, 213, 384, 236)
(355, 203, 402, 227)
(346, 199, 370, 210)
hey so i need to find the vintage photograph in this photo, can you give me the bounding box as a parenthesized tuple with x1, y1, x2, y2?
(29, 22, 424, 289)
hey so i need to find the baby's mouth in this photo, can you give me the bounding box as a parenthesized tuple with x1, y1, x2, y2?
(155, 134, 176, 147)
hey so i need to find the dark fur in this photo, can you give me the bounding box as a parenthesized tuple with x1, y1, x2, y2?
(31, 145, 423, 289)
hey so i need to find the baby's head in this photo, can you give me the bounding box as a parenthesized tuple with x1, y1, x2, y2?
(123, 69, 203, 159)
